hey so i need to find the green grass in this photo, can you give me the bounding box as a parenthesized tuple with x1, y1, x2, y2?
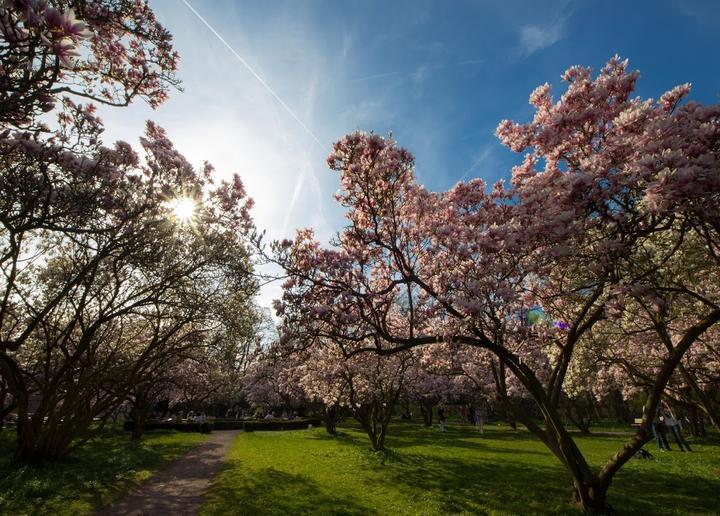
(0, 426, 208, 515)
(202, 421, 720, 515)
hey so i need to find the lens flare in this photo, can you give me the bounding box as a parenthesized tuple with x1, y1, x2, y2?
(168, 196, 197, 224)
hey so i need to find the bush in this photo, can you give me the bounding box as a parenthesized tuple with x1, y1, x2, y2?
(122, 420, 212, 433)
(122, 418, 323, 433)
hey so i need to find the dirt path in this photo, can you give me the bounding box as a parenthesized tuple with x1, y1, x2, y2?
(98, 430, 239, 516)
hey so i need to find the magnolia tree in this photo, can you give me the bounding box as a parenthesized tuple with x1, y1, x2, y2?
(0, 0, 179, 128)
(243, 344, 309, 414)
(405, 343, 485, 427)
(592, 302, 720, 435)
(298, 340, 414, 449)
(275, 58, 720, 511)
(126, 299, 260, 440)
(0, 1, 259, 460)
(246, 337, 414, 449)
(2, 114, 257, 460)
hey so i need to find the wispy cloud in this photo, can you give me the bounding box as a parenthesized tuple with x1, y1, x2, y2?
(341, 30, 354, 59)
(181, 0, 324, 150)
(350, 70, 406, 83)
(668, 0, 719, 28)
(518, 22, 564, 56)
(457, 59, 484, 66)
(517, 2, 575, 57)
(458, 143, 495, 183)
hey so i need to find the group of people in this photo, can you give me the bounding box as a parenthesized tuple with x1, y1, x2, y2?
(437, 405, 486, 433)
(651, 403, 692, 452)
(257, 409, 298, 421)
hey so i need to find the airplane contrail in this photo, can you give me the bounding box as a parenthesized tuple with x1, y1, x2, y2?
(181, 0, 325, 151)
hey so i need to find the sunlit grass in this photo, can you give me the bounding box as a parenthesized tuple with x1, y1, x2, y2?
(203, 420, 720, 515)
(0, 427, 208, 515)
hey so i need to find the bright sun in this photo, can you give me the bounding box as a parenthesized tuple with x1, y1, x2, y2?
(168, 196, 197, 224)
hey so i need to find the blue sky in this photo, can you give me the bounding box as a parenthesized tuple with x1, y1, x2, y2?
(96, 0, 720, 308)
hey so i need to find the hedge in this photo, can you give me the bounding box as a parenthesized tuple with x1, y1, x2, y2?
(122, 420, 213, 433)
(122, 417, 323, 433)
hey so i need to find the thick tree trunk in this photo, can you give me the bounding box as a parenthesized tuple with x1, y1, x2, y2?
(325, 405, 337, 435)
(419, 401, 433, 427)
(131, 417, 146, 441)
(490, 360, 517, 429)
(686, 404, 706, 437)
(15, 417, 79, 462)
(0, 394, 15, 430)
(401, 399, 412, 420)
(566, 396, 592, 434)
(372, 427, 387, 451)
(354, 401, 393, 451)
(130, 393, 151, 441)
(572, 480, 609, 514)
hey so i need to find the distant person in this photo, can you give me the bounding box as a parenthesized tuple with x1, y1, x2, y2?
(438, 407, 446, 432)
(652, 406, 671, 451)
(264, 411, 274, 420)
(475, 406, 485, 434)
(663, 404, 691, 452)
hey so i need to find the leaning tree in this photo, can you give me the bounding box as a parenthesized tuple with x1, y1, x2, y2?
(274, 58, 720, 511)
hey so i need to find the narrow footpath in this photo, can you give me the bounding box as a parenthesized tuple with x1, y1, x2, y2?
(98, 430, 240, 516)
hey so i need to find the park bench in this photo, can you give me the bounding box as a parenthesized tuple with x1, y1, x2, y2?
(631, 418, 643, 428)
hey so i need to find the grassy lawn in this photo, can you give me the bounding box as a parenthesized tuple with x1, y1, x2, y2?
(203, 420, 720, 515)
(0, 426, 208, 515)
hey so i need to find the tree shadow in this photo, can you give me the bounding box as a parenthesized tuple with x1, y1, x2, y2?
(0, 429, 204, 514)
(311, 423, 550, 457)
(204, 464, 370, 515)
(306, 423, 720, 514)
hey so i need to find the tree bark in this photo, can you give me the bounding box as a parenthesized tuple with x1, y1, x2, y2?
(325, 405, 337, 435)
(419, 401, 433, 427)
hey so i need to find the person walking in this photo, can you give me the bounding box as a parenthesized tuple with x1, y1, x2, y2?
(438, 407, 446, 432)
(663, 404, 692, 452)
(652, 406, 671, 451)
(474, 406, 485, 434)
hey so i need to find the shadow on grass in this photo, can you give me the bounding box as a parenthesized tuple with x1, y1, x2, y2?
(312, 423, 550, 457)
(303, 424, 720, 515)
(0, 428, 204, 515)
(204, 464, 369, 515)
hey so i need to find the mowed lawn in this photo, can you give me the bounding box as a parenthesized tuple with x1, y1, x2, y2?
(0, 427, 208, 515)
(203, 421, 720, 515)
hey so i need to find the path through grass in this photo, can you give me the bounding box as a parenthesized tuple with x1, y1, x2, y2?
(0, 427, 208, 515)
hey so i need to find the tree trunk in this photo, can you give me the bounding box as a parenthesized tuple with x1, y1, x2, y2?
(401, 399, 412, 420)
(131, 417, 146, 440)
(566, 396, 592, 434)
(673, 363, 720, 433)
(130, 393, 151, 441)
(419, 401, 433, 427)
(491, 360, 517, 429)
(572, 479, 609, 514)
(15, 416, 79, 462)
(325, 405, 337, 435)
(686, 404, 706, 437)
(354, 401, 393, 451)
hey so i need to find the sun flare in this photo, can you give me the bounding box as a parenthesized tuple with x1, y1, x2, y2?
(168, 196, 197, 224)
